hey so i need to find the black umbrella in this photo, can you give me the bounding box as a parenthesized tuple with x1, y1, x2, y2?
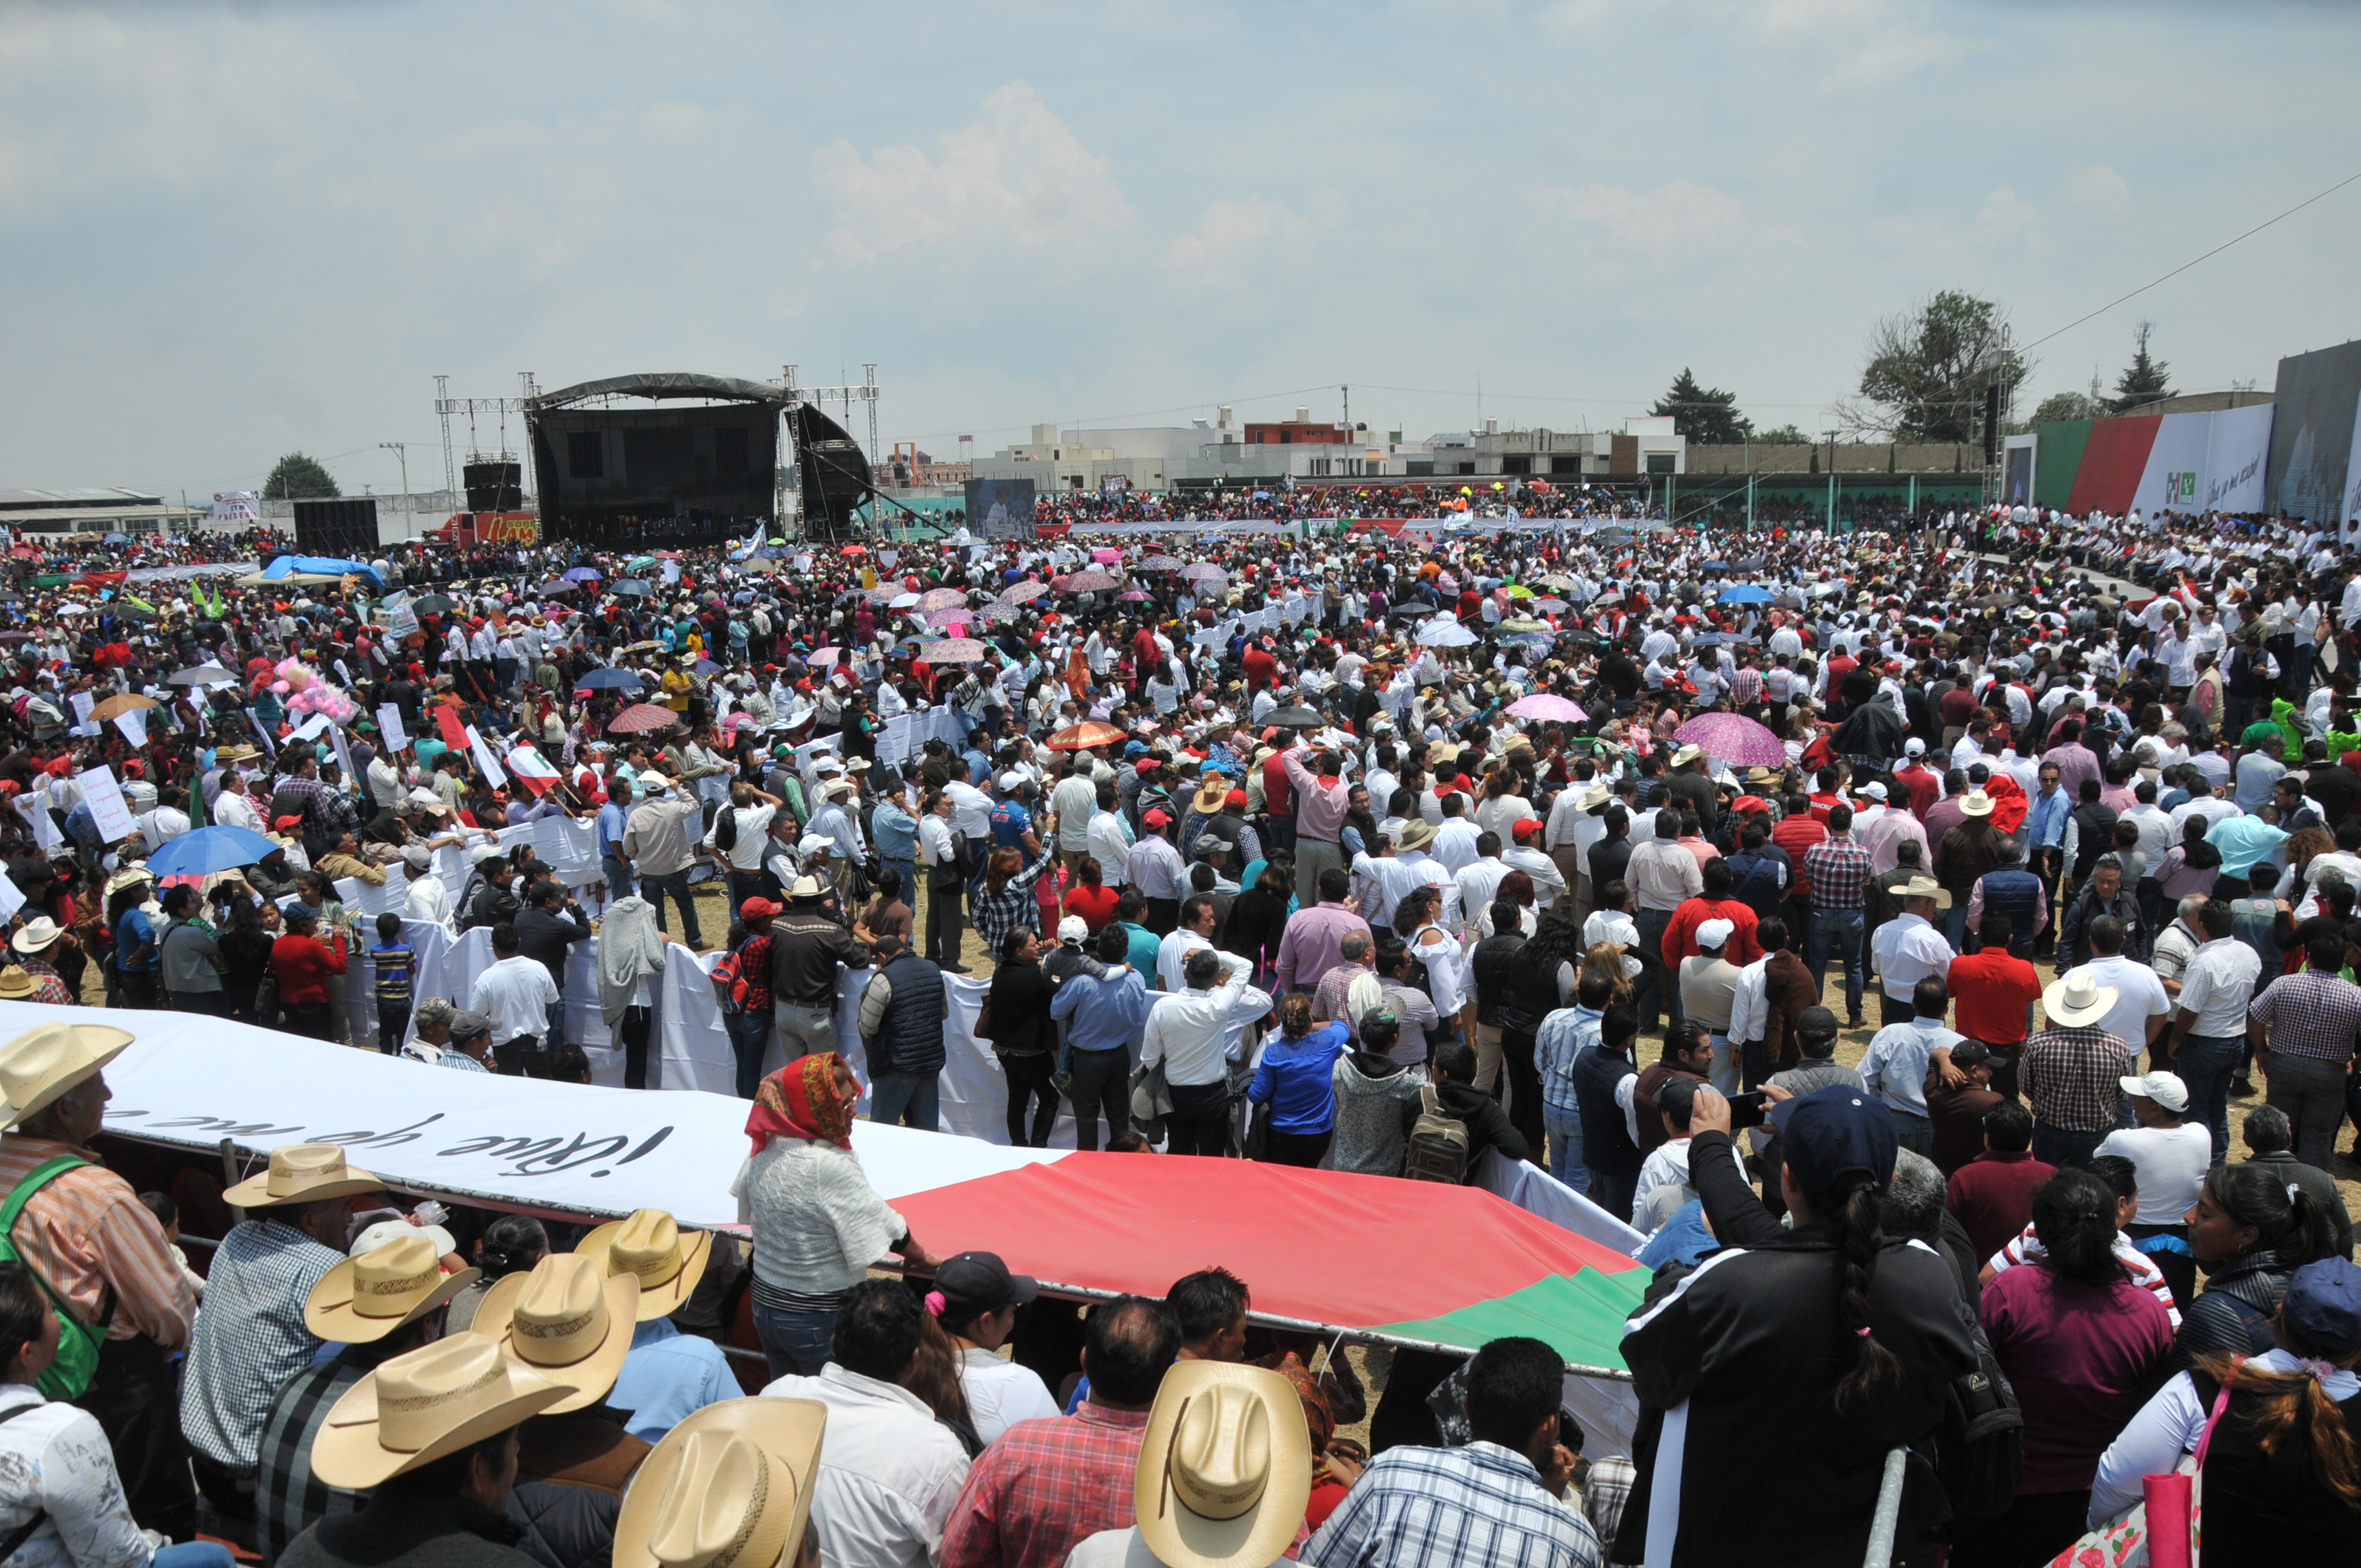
(1388, 603, 1437, 620)
(413, 594, 456, 614)
(1266, 705, 1322, 727)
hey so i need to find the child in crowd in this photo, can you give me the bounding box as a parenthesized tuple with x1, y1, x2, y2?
(369, 911, 413, 1054)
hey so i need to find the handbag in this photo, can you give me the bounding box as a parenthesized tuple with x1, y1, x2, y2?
(2042, 1365, 2236, 1568)
(1244, 1097, 1274, 1161)
(251, 965, 280, 1028)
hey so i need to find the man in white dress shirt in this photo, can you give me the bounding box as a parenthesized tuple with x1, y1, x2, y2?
(1140, 946, 1273, 1156)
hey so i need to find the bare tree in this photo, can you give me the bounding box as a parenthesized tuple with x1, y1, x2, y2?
(1835, 290, 2031, 443)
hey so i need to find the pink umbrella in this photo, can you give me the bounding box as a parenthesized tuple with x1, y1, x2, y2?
(924, 637, 989, 664)
(1506, 694, 1587, 724)
(1061, 570, 1120, 592)
(926, 607, 972, 630)
(1001, 581, 1049, 604)
(1117, 590, 1152, 602)
(1092, 547, 1123, 565)
(919, 587, 965, 612)
(806, 647, 841, 666)
(1672, 711, 1786, 766)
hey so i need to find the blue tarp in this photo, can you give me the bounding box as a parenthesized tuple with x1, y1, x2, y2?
(261, 555, 385, 588)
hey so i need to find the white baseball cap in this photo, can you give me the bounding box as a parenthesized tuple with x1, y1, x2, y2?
(1904, 737, 1926, 756)
(1057, 915, 1089, 943)
(1696, 918, 1735, 950)
(998, 771, 1029, 793)
(2119, 1070, 2189, 1113)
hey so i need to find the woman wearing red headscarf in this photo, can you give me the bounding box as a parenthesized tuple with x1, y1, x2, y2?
(735, 1051, 941, 1379)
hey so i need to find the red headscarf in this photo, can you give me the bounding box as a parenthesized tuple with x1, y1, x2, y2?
(745, 1050, 860, 1155)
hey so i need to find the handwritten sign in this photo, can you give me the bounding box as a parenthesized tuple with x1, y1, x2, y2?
(75, 766, 138, 845)
(113, 710, 148, 748)
(377, 705, 409, 754)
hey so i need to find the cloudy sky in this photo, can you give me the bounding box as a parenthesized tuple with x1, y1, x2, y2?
(4, 0, 2356, 501)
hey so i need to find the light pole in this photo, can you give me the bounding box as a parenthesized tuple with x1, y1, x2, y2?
(379, 442, 410, 541)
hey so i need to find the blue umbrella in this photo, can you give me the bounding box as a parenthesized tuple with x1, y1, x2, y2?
(1699, 559, 1731, 571)
(564, 566, 603, 581)
(576, 668, 643, 691)
(611, 580, 653, 597)
(145, 825, 280, 877)
(692, 658, 722, 678)
(1717, 584, 1773, 604)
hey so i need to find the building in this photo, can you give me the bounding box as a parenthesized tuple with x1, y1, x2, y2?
(0, 487, 207, 537)
(1409, 416, 1686, 479)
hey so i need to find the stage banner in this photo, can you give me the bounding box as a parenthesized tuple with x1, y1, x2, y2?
(2200, 402, 2273, 514)
(964, 478, 1037, 540)
(210, 491, 262, 526)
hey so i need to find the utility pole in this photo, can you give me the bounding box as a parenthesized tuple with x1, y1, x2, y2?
(380, 442, 410, 541)
(1825, 429, 1840, 536)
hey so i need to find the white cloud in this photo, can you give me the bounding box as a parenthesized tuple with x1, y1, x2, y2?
(812, 82, 1131, 264)
(1747, 0, 1962, 83)
(1166, 197, 1314, 281)
(1533, 178, 1749, 258)
(2060, 164, 2132, 213)
(1976, 186, 2039, 234)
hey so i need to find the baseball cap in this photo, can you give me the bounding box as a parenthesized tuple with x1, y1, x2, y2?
(1949, 1041, 1995, 1070)
(1191, 834, 1228, 860)
(998, 771, 1029, 793)
(740, 897, 782, 920)
(932, 1251, 1039, 1315)
(2282, 1258, 2361, 1356)
(1903, 737, 1926, 756)
(1855, 780, 1888, 801)
(1225, 788, 1247, 810)
(1696, 918, 1735, 950)
(449, 1010, 494, 1042)
(1144, 808, 1172, 828)
(1769, 1085, 1898, 1202)
(1057, 915, 1089, 943)
(1796, 1006, 1841, 1037)
(1512, 817, 1545, 841)
(2119, 1070, 2190, 1113)
(797, 834, 834, 857)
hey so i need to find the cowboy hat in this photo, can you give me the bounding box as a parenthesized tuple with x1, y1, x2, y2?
(0, 968, 34, 1003)
(9, 918, 64, 956)
(308, 1335, 568, 1490)
(213, 744, 261, 764)
(0, 1021, 134, 1129)
(1895, 875, 1953, 910)
(1669, 743, 1705, 768)
(303, 1235, 480, 1345)
(471, 1252, 642, 1413)
(1192, 777, 1229, 815)
(1393, 819, 1436, 852)
(1957, 789, 1994, 818)
(576, 1208, 713, 1322)
(1134, 1362, 1313, 1568)
(103, 867, 155, 899)
(1576, 783, 1611, 811)
(2043, 970, 2119, 1028)
(787, 874, 828, 901)
(613, 1398, 827, 1568)
(223, 1143, 385, 1208)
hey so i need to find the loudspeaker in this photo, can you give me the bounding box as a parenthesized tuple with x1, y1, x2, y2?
(463, 460, 523, 513)
(788, 404, 874, 544)
(291, 497, 380, 556)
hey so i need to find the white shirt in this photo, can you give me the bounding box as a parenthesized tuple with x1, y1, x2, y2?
(1454, 857, 1511, 926)
(2095, 1122, 2213, 1226)
(1431, 817, 1482, 875)
(2175, 936, 2262, 1037)
(1156, 927, 1214, 995)
(0, 1385, 162, 1568)
(955, 1346, 1060, 1445)
(1870, 911, 1956, 1003)
(944, 781, 993, 841)
(468, 954, 561, 1046)
(1728, 955, 1772, 1046)
(702, 802, 777, 873)
(1861, 1017, 1964, 1117)
(1503, 845, 1567, 908)
(918, 813, 960, 870)
(1631, 1137, 1694, 1226)
(1140, 960, 1271, 1087)
(2072, 957, 2173, 1050)
(761, 1365, 972, 1568)
(405, 875, 452, 925)
(1087, 809, 1133, 886)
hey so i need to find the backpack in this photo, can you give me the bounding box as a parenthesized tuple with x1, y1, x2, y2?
(1922, 1315, 2025, 1542)
(1401, 1084, 1471, 1184)
(708, 941, 754, 1015)
(715, 806, 739, 854)
(0, 1157, 109, 1399)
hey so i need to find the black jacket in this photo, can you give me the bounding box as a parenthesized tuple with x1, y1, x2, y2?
(506, 1410, 650, 1568)
(1398, 1078, 1528, 1180)
(2245, 1151, 2355, 1260)
(2172, 1250, 2293, 1373)
(281, 1492, 537, 1568)
(514, 905, 592, 991)
(985, 959, 1055, 1056)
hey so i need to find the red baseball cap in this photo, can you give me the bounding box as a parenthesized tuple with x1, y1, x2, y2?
(1512, 818, 1545, 841)
(740, 897, 782, 920)
(1144, 808, 1172, 828)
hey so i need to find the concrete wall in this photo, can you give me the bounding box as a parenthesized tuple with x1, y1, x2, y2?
(1684, 441, 1981, 476)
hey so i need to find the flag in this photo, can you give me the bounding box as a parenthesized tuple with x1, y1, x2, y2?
(435, 705, 470, 752)
(505, 745, 562, 796)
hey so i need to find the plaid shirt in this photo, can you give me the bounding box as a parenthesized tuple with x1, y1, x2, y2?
(1536, 1005, 1603, 1111)
(1729, 667, 1764, 706)
(972, 848, 1055, 964)
(1305, 1440, 1600, 1568)
(2020, 1025, 2134, 1133)
(736, 932, 775, 1014)
(253, 1356, 368, 1561)
(16, 957, 70, 1006)
(2249, 969, 2361, 1062)
(937, 1402, 1152, 1568)
(1801, 833, 1872, 910)
(181, 1218, 344, 1468)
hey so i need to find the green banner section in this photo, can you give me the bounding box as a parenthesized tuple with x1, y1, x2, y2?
(2034, 419, 2092, 510)
(1374, 1266, 1648, 1372)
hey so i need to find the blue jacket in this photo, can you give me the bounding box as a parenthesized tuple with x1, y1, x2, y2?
(1247, 1023, 1349, 1135)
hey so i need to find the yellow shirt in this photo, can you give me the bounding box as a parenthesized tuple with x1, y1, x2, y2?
(661, 669, 692, 712)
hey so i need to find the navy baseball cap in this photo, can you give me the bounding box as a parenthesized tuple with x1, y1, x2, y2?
(934, 1251, 1039, 1314)
(2283, 1257, 2361, 1355)
(1769, 1085, 1898, 1202)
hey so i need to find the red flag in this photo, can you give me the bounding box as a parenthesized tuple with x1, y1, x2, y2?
(435, 705, 469, 752)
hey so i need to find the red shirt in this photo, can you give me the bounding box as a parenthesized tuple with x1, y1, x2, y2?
(1062, 884, 1120, 930)
(938, 1404, 1153, 1568)
(1661, 896, 1763, 968)
(1241, 645, 1279, 693)
(1948, 948, 2042, 1045)
(1770, 814, 1828, 899)
(1261, 751, 1294, 819)
(1945, 1150, 2058, 1265)
(1896, 763, 1942, 821)
(269, 930, 347, 1005)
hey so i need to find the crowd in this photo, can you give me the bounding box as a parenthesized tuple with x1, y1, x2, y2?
(0, 494, 2355, 1563)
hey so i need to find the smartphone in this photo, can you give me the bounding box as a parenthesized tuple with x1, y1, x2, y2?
(1728, 1090, 1769, 1130)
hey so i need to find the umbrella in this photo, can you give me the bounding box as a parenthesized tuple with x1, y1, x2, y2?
(1061, 571, 1120, 592)
(1531, 598, 1571, 614)
(413, 595, 456, 614)
(692, 658, 722, 678)
(1592, 592, 1624, 607)
(1181, 563, 1227, 583)
(1387, 603, 1437, 620)
(977, 602, 1023, 625)
(627, 556, 658, 571)
(1416, 618, 1478, 647)
(924, 638, 988, 664)
(167, 664, 235, 686)
(1265, 705, 1322, 728)
(576, 668, 643, 691)
(1137, 555, 1183, 571)
(90, 694, 157, 721)
(1671, 712, 1786, 767)
(1504, 585, 1533, 598)
(925, 607, 972, 630)
(0, 633, 32, 645)
(888, 592, 923, 609)
(1699, 559, 1731, 572)
(611, 580, 653, 597)
(919, 588, 966, 612)
(1507, 694, 1587, 723)
(564, 567, 603, 581)
(1091, 548, 1123, 564)
(1717, 584, 1773, 604)
(536, 579, 577, 596)
(1535, 574, 1577, 590)
(1000, 581, 1049, 604)
(144, 824, 281, 879)
(1117, 590, 1152, 602)
(607, 703, 681, 734)
(866, 586, 904, 606)
(1047, 721, 1126, 751)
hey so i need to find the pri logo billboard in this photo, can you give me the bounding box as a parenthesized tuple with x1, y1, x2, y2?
(2164, 471, 2198, 504)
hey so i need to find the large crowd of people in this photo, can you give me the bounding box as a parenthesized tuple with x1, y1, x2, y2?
(0, 494, 2355, 1564)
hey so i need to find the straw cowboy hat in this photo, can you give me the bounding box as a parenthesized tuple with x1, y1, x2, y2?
(308, 1335, 569, 1490)
(613, 1398, 827, 1568)
(1669, 743, 1705, 769)
(1134, 1362, 1312, 1568)
(0, 968, 35, 1003)
(2044, 970, 2119, 1029)
(1393, 819, 1436, 853)
(103, 867, 155, 900)
(1192, 776, 1230, 815)
(472, 1252, 642, 1413)
(214, 744, 261, 765)
(1894, 875, 1953, 910)
(576, 1208, 713, 1322)
(0, 1020, 134, 1130)
(10, 918, 65, 957)
(302, 1234, 479, 1345)
(1958, 789, 1995, 818)
(223, 1143, 386, 1209)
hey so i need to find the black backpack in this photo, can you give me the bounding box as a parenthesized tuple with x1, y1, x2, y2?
(1920, 1315, 2025, 1544)
(715, 806, 738, 853)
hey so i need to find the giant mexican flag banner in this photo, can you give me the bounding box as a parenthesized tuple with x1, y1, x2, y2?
(2034, 403, 2274, 516)
(22, 1000, 1650, 1441)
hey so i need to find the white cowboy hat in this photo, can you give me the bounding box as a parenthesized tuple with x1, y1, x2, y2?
(9, 918, 65, 956)
(0, 1021, 134, 1129)
(575, 1208, 713, 1323)
(2043, 970, 2120, 1028)
(1957, 790, 1994, 818)
(612, 1398, 828, 1568)
(1669, 743, 1705, 768)
(1896, 875, 1953, 910)
(223, 1143, 385, 1209)
(1134, 1362, 1313, 1568)
(308, 1335, 568, 1489)
(472, 1252, 642, 1413)
(302, 1234, 479, 1345)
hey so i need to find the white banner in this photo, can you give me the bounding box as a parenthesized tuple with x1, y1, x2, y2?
(2343, 395, 2361, 543)
(377, 705, 410, 755)
(2201, 402, 2273, 515)
(210, 491, 262, 526)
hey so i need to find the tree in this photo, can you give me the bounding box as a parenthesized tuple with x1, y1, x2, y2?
(2108, 321, 2173, 413)
(1753, 424, 1813, 446)
(2020, 391, 2101, 430)
(1843, 289, 2028, 443)
(1650, 368, 1752, 445)
(263, 451, 339, 501)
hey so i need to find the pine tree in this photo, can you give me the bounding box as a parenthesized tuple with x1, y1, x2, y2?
(1650, 369, 1752, 444)
(2108, 322, 2173, 414)
(262, 451, 340, 501)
